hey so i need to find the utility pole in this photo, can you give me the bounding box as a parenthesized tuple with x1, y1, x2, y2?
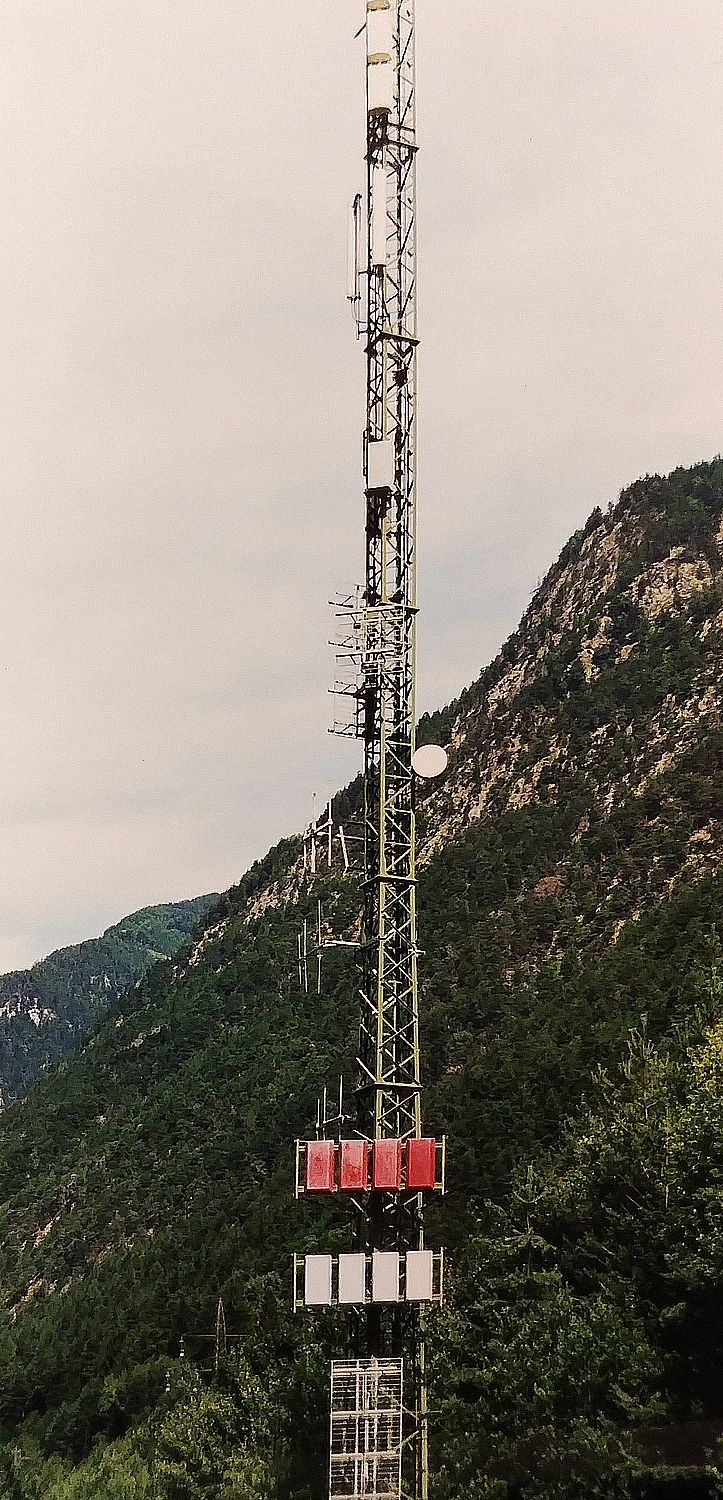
(294, 6, 447, 1500)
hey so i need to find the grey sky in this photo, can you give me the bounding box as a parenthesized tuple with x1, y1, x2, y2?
(0, 1, 720, 970)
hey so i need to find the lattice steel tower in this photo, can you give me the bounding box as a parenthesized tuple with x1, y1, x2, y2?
(294, 7, 446, 1500)
(361, 0, 420, 1156)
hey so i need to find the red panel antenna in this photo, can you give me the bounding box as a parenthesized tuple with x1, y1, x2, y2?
(405, 1138, 436, 1191)
(373, 1139, 402, 1190)
(305, 1140, 336, 1193)
(339, 1140, 369, 1191)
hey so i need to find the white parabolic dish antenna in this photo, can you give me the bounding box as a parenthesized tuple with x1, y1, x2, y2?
(412, 744, 448, 780)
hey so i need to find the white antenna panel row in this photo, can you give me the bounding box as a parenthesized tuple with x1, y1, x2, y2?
(295, 1251, 442, 1308)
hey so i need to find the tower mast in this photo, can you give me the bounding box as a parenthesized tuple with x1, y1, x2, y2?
(361, 0, 420, 1156)
(360, 0, 425, 1486)
(294, 8, 444, 1500)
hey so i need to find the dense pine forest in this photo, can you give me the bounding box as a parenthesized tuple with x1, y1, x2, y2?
(1, 461, 723, 1498)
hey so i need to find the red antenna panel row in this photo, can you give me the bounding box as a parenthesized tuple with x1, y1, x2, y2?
(299, 1137, 441, 1194)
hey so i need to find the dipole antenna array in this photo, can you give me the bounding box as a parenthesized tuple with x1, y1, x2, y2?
(293, 7, 448, 1500)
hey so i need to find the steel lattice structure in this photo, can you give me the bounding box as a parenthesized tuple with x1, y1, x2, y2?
(360, 0, 420, 1152)
(295, 8, 437, 1500)
(356, 8, 428, 1498)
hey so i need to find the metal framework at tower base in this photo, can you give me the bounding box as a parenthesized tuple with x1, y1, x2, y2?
(330, 1359, 404, 1500)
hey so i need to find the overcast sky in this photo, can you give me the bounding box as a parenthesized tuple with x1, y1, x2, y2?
(0, 0, 721, 970)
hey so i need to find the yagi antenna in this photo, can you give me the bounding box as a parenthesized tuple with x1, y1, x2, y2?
(304, 796, 345, 881)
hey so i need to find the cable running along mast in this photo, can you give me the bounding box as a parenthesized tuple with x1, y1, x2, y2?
(294, 8, 446, 1500)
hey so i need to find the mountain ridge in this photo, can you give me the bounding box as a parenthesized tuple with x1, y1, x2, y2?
(1, 459, 723, 1497)
(0, 895, 218, 1109)
(206, 458, 723, 931)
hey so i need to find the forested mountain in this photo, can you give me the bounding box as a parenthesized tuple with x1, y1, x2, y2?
(0, 897, 216, 1108)
(1, 460, 723, 1498)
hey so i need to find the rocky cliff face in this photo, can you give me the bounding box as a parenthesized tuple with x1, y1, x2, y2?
(212, 458, 723, 947)
(424, 462, 723, 861)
